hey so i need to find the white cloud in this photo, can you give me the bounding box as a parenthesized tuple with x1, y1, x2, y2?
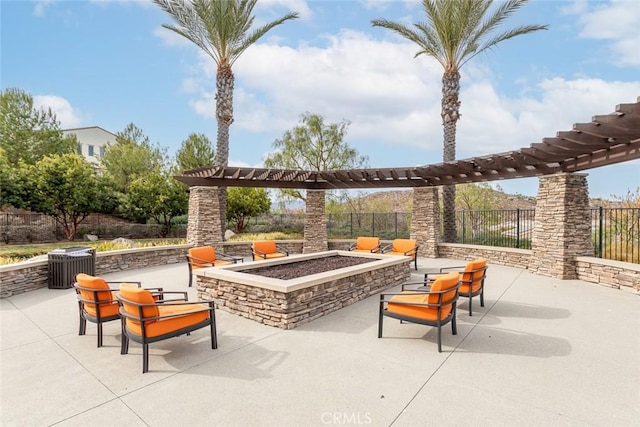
(182, 27, 640, 168)
(152, 26, 192, 47)
(568, 0, 640, 66)
(33, 0, 54, 17)
(33, 95, 85, 128)
(257, 0, 313, 20)
(455, 77, 640, 157)
(186, 30, 443, 146)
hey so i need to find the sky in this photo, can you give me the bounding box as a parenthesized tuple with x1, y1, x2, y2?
(2, 0, 639, 199)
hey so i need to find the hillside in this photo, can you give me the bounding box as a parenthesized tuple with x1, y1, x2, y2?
(353, 187, 536, 212)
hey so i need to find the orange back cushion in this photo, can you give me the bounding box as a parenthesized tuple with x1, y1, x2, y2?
(254, 240, 277, 254)
(76, 273, 111, 303)
(393, 239, 417, 255)
(461, 258, 487, 291)
(118, 286, 159, 321)
(188, 246, 216, 267)
(356, 237, 379, 250)
(428, 271, 460, 307)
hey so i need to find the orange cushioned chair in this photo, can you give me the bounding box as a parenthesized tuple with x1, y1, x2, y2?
(74, 273, 161, 348)
(381, 239, 419, 270)
(251, 240, 289, 261)
(378, 271, 461, 352)
(436, 258, 488, 316)
(186, 246, 239, 287)
(348, 237, 381, 253)
(117, 286, 217, 373)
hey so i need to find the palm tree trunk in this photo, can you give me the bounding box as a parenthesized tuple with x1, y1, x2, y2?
(441, 69, 461, 243)
(216, 63, 234, 239)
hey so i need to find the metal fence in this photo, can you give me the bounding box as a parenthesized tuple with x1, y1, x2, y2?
(591, 207, 639, 264)
(455, 209, 535, 249)
(3, 208, 639, 263)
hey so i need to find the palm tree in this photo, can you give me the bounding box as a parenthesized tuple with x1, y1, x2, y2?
(372, 0, 547, 242)
(154, 0, 299, 238)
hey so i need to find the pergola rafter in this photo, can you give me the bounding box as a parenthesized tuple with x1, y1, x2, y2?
(175, 99, 640, 189)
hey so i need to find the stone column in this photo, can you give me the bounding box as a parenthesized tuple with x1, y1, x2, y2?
(529, 173, 592, 279)
(303, 189, 328, 253)
(410, 186, 441, 258)
(186, 186, 223, 249)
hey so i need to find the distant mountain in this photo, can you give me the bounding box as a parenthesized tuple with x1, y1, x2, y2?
(354, 188, 536, 212)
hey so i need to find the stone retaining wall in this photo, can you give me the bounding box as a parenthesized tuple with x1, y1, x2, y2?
(576, 257, 640, 293)
(437, 243, 532, 268)
(0, 245, 190, 298)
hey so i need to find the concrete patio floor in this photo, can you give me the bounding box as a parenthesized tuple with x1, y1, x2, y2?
(1, 257, 639, 426)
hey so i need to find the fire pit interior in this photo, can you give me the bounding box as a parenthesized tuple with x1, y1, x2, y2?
(249, 255, 375, 280)
(195, 250, 411, 329)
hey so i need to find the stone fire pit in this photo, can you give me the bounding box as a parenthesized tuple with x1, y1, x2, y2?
(195, 250, 411, 329)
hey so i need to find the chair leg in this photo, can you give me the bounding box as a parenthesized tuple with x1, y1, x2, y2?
(188, 271, 193, 287)
(97, 323, 103, 348)
(480, 289, 485, 307)
(210, 308, 218, 349)
(120, 321, 129, 355)
(468, 294, 473, 316)
(143, 344, 149, 374)
(78, 314, 86, 336)
(377, 300, 384, 338)
(452, 306, 458, 336)
(436, 321, 442, 353)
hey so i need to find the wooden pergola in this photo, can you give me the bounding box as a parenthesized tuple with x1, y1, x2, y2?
(175, 98, 640, 189)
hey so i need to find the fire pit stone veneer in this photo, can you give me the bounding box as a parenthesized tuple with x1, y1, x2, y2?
(195, 250, 411, 329)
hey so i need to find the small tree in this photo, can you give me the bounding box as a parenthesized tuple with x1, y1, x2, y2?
(122, 172, 189, 237)
(175, 133, 216, 172)
(456, 183, 501, 239)
(264, 112, 368, 203)
(28, 154, 108, 240)
(226, 187, 270, 233)
(0, 87, 76, 166)
(101, 123, 166, 194)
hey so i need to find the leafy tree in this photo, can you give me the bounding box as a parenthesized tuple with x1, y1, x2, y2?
(28, 154, 109, 240)
(175, 132, 216, 172)
(101, 123, 166, 194)
(154, 0, 299, 239)
(264, 112, 369, 202)
(122, 172, 189, 237)
(456, 183, 502, 239)
(372, 0, 547, 242)
(0, 149, 29, 208)
(456, 183, 500, 211)
(226, 187, 270, 233)
(0, 87, 76, 166)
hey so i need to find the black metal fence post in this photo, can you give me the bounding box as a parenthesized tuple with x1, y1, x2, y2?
(394, 212, 398, 238)
(461, 211, 466, 244)
(350, 212, 353, 238)
(598, 206, 603, 258)
(371, 213, 375, 236)
(516, 208, 521, 249)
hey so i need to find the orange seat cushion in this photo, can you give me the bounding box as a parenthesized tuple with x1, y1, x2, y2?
(387, 272, 459, 321)
(118, 286, 210, 338)
(388, 293, 442, 321)
(262, 252, 287, 259)
(460, 258, 487, 294)
(355, 237, 380, 251)
(76, 273, 117, 318)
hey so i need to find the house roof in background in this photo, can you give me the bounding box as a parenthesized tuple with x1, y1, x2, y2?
(62, 126, 117, 137)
